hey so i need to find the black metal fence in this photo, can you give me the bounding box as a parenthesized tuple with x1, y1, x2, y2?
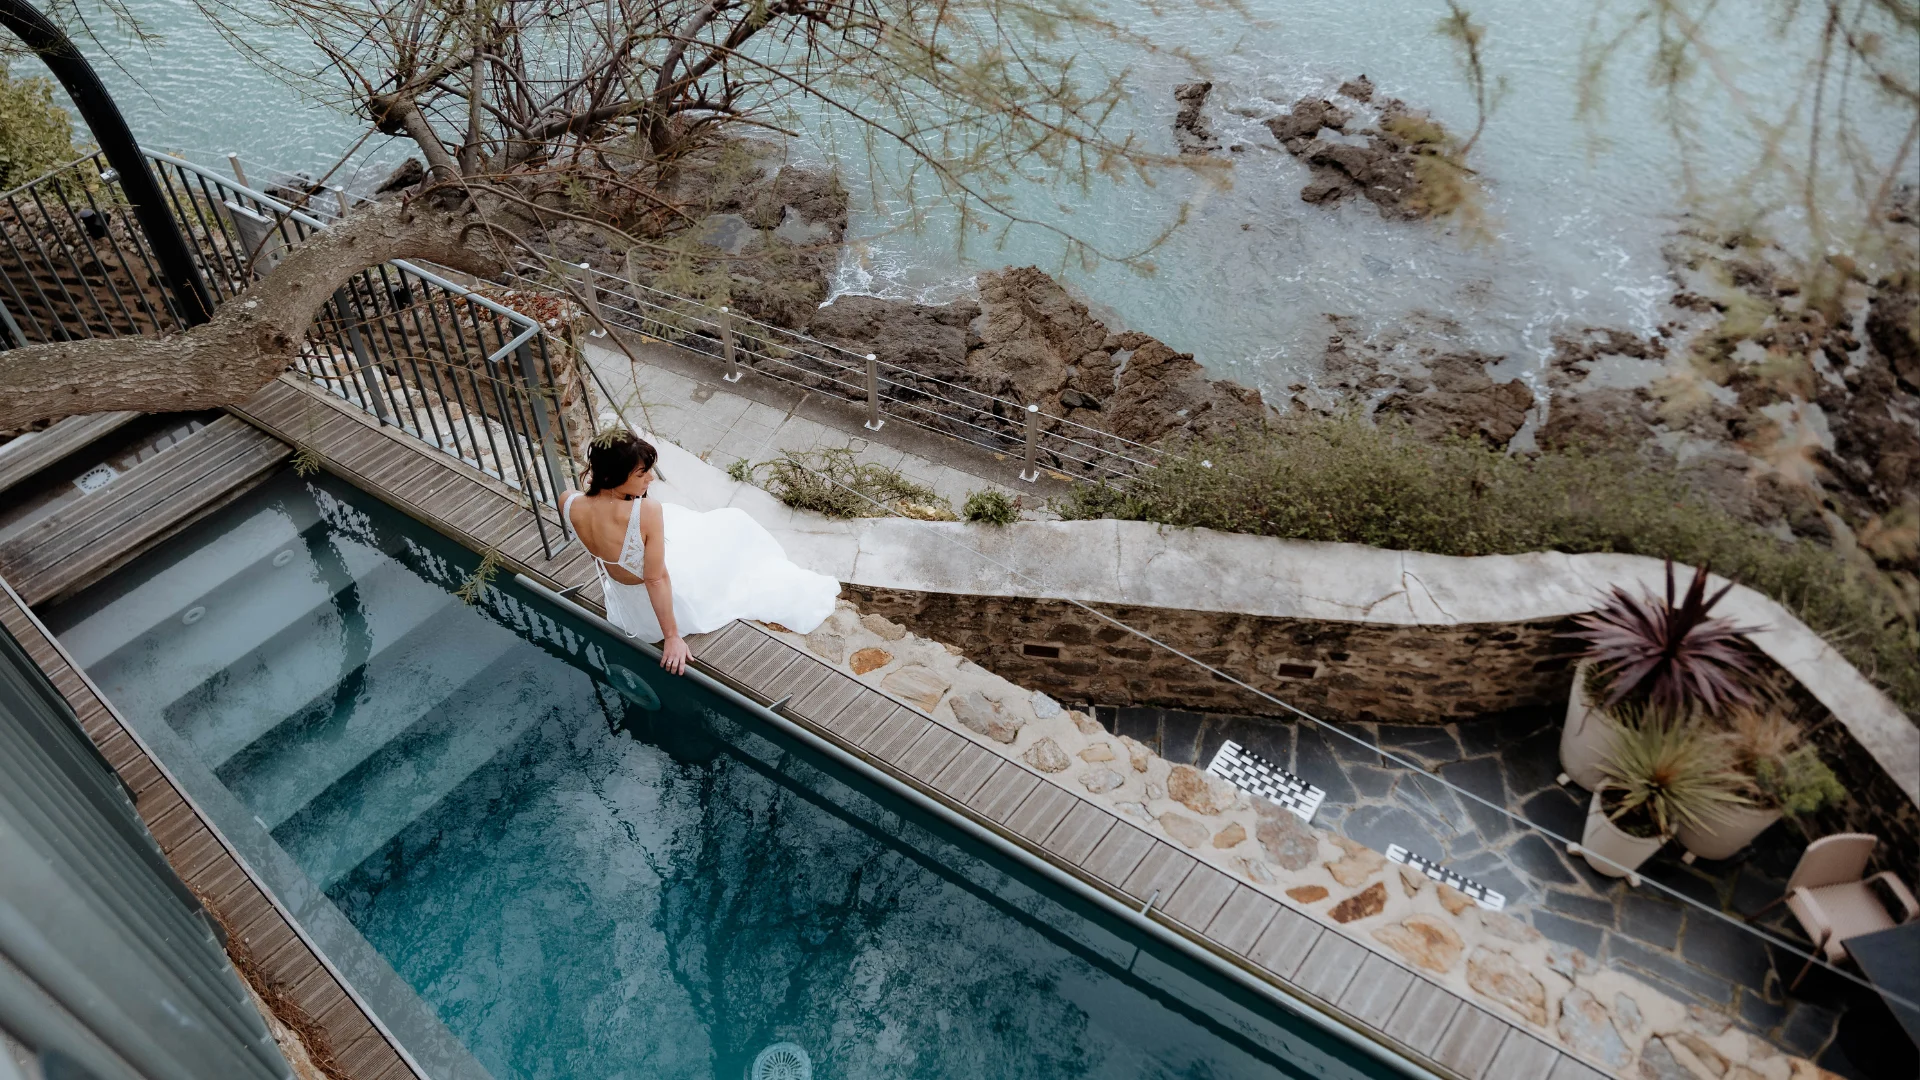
(0, 150, 579, 558)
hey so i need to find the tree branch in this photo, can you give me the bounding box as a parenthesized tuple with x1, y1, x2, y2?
(0, 198, 503, 430)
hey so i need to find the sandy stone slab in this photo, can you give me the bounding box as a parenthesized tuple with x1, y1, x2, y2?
(1248, 906, 1324, 981)
(1434, 1006, 1509, 1080)
(1205, 887, 1282, 956)
(965, 763, 1040, 824)
(1294, 932, 1367, 1003)
(1337, 954, 1416, 1029)
(1005, 783, 1078, 845)
(1385, 977, 1463, 1058)
(1162, 865, 1238, 933)
(930, 744, 1003, 803)
(1485, 1030, 1560, 1080)
(1043, 803, 1117, 865)
(1080, 822, 1156, 887)
(1120, 843, 1197, 907)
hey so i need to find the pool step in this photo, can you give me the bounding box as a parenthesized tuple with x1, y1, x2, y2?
(220, 609, 524, 830)
(271, 652, 564, 889)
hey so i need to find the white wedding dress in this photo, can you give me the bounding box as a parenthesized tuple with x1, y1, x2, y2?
(562, 491, 839, 642)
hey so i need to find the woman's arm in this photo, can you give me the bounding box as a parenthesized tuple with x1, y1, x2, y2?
(638, 499, 689, 675)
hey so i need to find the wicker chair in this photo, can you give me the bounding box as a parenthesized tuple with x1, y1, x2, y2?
(1754, 834, 1919, 990)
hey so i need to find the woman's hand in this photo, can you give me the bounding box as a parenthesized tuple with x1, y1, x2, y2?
(659, 633, 690, 676)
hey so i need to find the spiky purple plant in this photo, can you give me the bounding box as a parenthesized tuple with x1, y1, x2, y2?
(1564, 560, 1767, 715)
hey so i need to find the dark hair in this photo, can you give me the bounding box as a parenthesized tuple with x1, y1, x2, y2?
(585, 430, 658, 494)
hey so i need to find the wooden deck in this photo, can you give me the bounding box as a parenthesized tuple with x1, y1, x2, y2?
(0, 413, 289, 606)
(0, 579, 419, 1080)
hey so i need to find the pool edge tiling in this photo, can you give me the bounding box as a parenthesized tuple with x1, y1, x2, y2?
(0, 575, 421, 1080)
(225, 374, 1613, 1080)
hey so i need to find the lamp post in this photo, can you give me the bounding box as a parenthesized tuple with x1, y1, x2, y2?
(0, 0, 215, 326)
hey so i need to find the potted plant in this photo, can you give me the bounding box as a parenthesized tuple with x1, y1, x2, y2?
(1559, 560, 1765, 790)
(1675, 706, 1848, 859)
(1573, 709, 1751, 883)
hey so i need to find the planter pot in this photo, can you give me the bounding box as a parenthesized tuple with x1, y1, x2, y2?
(1675, 803, 1783, 863)
(1559, 659, 1617, 791)
(1573, 793, 1665, 882)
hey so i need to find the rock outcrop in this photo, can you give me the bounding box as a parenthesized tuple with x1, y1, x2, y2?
(1263, 81, 1454, 220)
(1172, 82, 1220, 155)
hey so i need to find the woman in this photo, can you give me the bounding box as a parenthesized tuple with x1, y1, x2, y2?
(562, 428, 840, 674)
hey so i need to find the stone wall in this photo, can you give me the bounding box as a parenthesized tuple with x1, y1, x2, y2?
(844, 584, 1586, 723)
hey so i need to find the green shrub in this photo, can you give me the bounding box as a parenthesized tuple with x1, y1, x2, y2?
(0, 60, 87, 191)
(1754, 748, 1848, 818)
(1056, 415, 1919, 714)
(963, 489, 1019, 526)
(746, 448, 955, 520)
(725, 458, 753, 483)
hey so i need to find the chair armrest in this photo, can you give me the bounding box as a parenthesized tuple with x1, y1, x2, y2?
(1789, 887, 1835, 946)
(1868, 872, 1920, 923)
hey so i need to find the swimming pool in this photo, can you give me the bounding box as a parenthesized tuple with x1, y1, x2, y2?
(46, 470, 1417, 1079)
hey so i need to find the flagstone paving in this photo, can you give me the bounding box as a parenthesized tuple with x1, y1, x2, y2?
(1110, 704, 1887, 1077)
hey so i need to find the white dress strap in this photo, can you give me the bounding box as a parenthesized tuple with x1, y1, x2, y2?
(617, 497, 645, 572)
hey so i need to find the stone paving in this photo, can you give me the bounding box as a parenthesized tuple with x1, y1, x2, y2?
(582, 340, 1022, 515)
(1112, 703, 1889, 1078)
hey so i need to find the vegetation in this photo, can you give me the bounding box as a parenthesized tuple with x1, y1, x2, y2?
(744, 448, 953, 521)
(1723, 706, 1848, 818)
(1566, 560, 1767, 714)
(0, 60, 87, 192)
(1056, 415, 1919, 714)
(1598, 709, 1751, 838)
(963, 490, 1019, 526)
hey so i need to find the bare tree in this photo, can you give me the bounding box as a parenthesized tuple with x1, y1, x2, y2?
(0, 0, 1183, 429)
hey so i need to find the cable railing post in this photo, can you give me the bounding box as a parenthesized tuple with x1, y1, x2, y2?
(1020, 403, 1042, 482)
(863, 353, 885, 432)
(225, 152, 247, 189)
(573, 262, 605, 337)
(515, 339, 564, 558)
(720, 305, 743, 383)
(333, 186, 349, 220)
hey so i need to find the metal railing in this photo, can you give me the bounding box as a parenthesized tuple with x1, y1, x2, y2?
(520, 260, 1164, 483)
(0, 150, 580, 559)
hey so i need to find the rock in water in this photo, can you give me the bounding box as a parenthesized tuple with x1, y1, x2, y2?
(1337, 75, 1375, 102)
(1172, 82, 1220, 155)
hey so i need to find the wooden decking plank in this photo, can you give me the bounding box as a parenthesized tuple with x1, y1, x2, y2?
(1118, 842, 1195, 906)
(1247, 906, 1322, 980)
(691, 622, 760, 668)
(413, 472, 489, 520)
(316, 994, 375, 1051)
(1004, 783, 1077, 845)
(732, 642, 803, 694)
(785, 670, 863, 725)
(1160, 864, 1237, 932)
(1293, 931, 1366, 1003)
(761, 655, 832, 704)
(336, 1033, 400, 1079)
(895, 727, 965, 783)
(965, 763, 1040, 825)
(1336, 954, 1415, 1029)
(1546, 1056, 1608, 1080)
(929, 744, 1002, 804)
(442, 495, 517, 542)
(1386, 978, 1464, 1057)
(1205, 886, 1281, 955)
(1433, 1006, 1507, 1080)
(863, 709, 930, 764)
(1080, 821, 1155, 887)
(827, 692, 896, 744)
(1485, 1031, 1559, 1080)
(1041, 802, 1114, 864)
(0, 411, 140, 494)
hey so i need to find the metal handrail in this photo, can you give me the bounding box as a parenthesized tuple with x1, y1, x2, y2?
(0, 149, 579, 559)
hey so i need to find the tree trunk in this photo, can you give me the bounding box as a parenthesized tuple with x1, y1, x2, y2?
(0, 198, 504, 430)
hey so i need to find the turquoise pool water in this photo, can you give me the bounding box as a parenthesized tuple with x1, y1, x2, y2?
(47, 471, 1405, 1080)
